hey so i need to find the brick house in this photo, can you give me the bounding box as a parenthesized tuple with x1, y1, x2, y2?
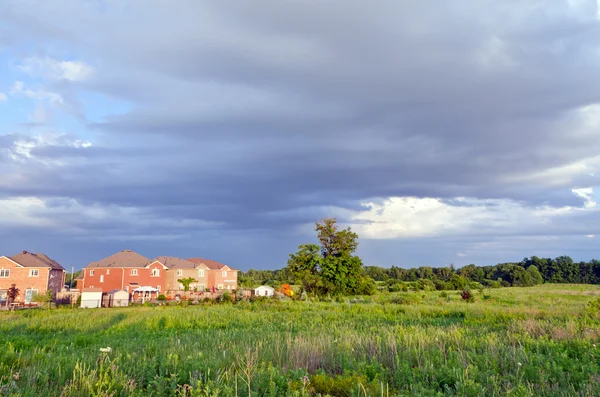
(0, 251, 66, 303)
(188, 258, 238, 291)
(81, 249, 167, 294)
(151, 256, 210, 292)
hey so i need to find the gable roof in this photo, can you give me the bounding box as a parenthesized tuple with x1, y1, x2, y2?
(188, 257, 237, 271)
(9, 251, 65, 270)
(148, 256, 196, 269)
(87, 250, 149, 268)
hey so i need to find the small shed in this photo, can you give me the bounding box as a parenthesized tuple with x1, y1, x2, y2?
(255, 285, 275, 297)
(81, 288, 103, 308)
(106, 289, 129, 307)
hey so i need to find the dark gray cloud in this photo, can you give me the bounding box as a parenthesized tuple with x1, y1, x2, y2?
(1, 0, 600, 268)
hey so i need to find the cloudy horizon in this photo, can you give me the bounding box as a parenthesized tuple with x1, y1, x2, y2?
(1, 1, 600, 270)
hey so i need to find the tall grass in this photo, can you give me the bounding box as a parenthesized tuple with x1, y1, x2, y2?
(1, 284, 599, 396)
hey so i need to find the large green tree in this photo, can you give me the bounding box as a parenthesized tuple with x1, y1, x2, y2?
(287, 218, 375, 296)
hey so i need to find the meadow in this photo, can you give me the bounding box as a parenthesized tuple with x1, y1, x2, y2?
(1, 284, 600, 396)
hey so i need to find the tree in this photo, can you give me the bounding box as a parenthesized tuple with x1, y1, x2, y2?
(7, 284, 19, 304)
(177, 277, 197, 292)
(287, 218, 375, 296)
(527, 265, 544, 285)
(32, 290, 53, 309)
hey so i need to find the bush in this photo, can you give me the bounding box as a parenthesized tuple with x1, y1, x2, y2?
(220, 292, 233, 303)
(461, 288, 475, 303)
(157, 295, 167, 302)
(439, 291, 448, 298)
(388, 294, 421, 305)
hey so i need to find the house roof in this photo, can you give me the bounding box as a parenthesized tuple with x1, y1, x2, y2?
(9, 251, 65, 270)
(75, 272, 84, 280)
(188, 257, 237, 271)
(149, 256, 197, 269)
(87, 250, 149, 268)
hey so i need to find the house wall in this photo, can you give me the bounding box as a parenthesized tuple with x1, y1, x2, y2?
(208, 268, 238, 290)
(123, 262, 166, 294)
(165, 267, 209, 292)
(0, 257, 55, 298)
(255, 287, 274, 296)
(82, 262, 167, 294)
(82, 268, 126, 292)
(48, 269, 66, 295)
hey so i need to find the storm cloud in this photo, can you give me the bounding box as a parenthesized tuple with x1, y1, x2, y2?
(1, 0, 600, 269)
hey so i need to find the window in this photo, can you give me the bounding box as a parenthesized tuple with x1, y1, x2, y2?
(125, 286, 129, 292)
(0, 269, 10, 278)
(227, 285, 231, 290)
(90, 270, 95, 276)
(198, 269, 205, 277)
(156, 285, 161, 292)
(199, 284, 205, 291)
(29, 269, 39, 277)
(100, 275, 104, 283)
(151, 269, 160, 277)
(177, 269, 183, 276)
(131, 269, 138, 276)
(106, 269, 110, 275)
(217, 284, 223, 289)
(25, 289, 37, 304)
(222, 271, 227, 277)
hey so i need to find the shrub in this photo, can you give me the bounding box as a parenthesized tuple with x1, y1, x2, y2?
(157, 295, 167, 302)
(220, 292, 233, 303)
(439, 291, 448, 298)
(461, 288, 475, 303)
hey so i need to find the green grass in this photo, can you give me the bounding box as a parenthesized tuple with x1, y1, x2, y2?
(1, 284, 600, 396)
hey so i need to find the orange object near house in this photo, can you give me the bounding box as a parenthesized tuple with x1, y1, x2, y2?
(281, 284, 294, 297)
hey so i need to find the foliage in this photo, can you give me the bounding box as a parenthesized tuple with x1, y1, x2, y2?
(280, 284, 294, 298)
(1, 284, 600, 396)
(6, 284, 19, 303)
(287, 218, 375, 296)
(177, 277, 197, 292)
(32, 290, 53, 309)
(461, 288, 475, 303)
(157, 294, 167, 302)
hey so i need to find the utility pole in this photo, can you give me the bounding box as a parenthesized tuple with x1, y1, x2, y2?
(71, 266, 74, 289)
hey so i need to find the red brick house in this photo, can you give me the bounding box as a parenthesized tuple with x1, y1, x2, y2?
(188, 258, 238, 291)
(81, 249, 167, 294)
(0, 251, 66, 303)
(77, 251, 238, 299)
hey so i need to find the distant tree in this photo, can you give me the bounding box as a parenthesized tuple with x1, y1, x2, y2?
(7, 284, 19, 303)
(287, 218, 375, 296)
(527, 265, 544, 285)
(177, 277, 197, 292)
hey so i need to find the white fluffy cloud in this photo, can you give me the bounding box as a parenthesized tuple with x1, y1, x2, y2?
(352, 190, 598, 240)
(0, 92, 7, 102)
(17, 56, 94, 82)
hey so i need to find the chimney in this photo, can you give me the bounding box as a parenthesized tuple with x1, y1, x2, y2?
(22, 250, 27, 254)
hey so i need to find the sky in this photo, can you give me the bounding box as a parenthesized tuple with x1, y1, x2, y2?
(1, 1, 600, 271)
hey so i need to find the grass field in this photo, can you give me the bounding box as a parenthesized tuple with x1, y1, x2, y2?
(1, 284, 600, 396)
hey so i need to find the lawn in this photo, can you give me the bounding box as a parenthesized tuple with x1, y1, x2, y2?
(1, 284, 600, 396)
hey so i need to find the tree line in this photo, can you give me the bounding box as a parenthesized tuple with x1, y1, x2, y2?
(239, 219, 600, 295)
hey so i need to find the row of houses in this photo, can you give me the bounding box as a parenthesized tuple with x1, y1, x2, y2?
(77, 250, 238, 294)
(1, 249, 238, 304)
